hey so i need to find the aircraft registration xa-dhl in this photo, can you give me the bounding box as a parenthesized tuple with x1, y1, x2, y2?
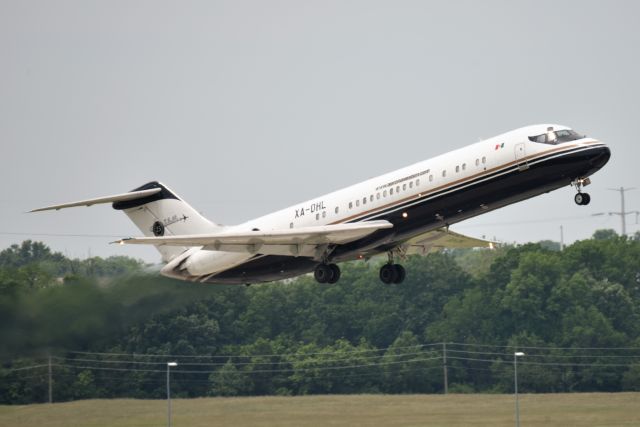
(32, 124, 610, 285)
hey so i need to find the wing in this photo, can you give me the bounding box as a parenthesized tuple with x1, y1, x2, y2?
(403, 228, 494, 255)
(115, 220, 393, 258)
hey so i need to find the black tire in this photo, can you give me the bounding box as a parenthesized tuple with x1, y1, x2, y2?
(328, 264, 341, 284)
(393, 264, 406, 284)
(380, 264, 398, 284)
(582, 193, 591, 205)
(574, 193, 584, 205)
(314, 264, 331, 283)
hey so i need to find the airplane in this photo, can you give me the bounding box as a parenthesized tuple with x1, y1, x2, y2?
(31, 124, 610, 285)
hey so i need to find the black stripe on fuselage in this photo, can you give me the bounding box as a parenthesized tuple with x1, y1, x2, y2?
(112, 181, 179, 210)
(201, 143, 610, 284)
(349, 143, 607, 224)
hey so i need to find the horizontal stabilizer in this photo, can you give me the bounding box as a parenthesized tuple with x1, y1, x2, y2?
(29, 188, 162, 212)
(114, 220, 393, 256)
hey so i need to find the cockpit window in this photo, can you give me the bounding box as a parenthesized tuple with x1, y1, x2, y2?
(529, 129, 584, 145)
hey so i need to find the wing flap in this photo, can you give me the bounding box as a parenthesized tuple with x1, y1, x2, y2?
(405, 228, 494, 255)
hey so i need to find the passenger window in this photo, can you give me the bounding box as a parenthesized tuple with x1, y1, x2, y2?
(316, 213, 319, 220)
(290, 222, 293, 229)
(462, 163, 466, 170)
(349, 202, 353, 209)
(370, 195, 374, 202)
(402, 183, 407, 191)
(442, 170, 446, 177)
(356, 199, 360, 207)
(376, 193, 380, 200)
(362, 197, 367, 205)
(475, 158, 479, 166)
(409, 181, 413, 189)
(384, 190, 388, 197)
(416, 179, 420, 186)
(456, 165, 460, 173)
(429, 174, 433, 182)
(322, 211, 326, 218)
(390, 188, 394, 195)
(335, 206, 339, 214)
(396, 186, 400, 193)
(482, 156, 486, 164)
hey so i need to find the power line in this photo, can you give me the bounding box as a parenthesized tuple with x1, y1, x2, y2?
(51, 350, 438, 367)
(65, 343, 444, 359)
(55, 356, 443, 375)
(3, 363, 50, 373)
(447, 342, 640, 351)
(446, 356, 636, 368)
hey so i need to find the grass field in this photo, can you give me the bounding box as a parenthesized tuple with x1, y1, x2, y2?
(1, 393, 639, 427)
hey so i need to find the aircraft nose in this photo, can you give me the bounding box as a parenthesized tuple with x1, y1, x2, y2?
(589, 143, 611, 169)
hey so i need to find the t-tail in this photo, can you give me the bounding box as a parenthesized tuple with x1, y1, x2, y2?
(29, 181, 222, 262)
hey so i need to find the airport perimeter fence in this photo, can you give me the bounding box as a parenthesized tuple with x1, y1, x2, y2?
(2, 342, 640, 403)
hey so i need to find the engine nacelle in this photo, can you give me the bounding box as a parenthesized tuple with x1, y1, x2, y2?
(183, 250, 251, 276)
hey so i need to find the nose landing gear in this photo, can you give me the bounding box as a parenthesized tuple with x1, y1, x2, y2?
(572, 178, 592, 206)
(574, 192, 591, 206)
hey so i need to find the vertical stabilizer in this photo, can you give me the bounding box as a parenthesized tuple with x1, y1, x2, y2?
(112, 181, 221, 262)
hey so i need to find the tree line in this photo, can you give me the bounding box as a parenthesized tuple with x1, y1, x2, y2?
(1, 232, 639, 404)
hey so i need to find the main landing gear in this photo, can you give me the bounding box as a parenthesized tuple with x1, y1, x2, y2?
(379, 263, 406, 284)
(572, 177, 591, 206)
(314, 263, 341, 284)
(379, 251, 406, 284)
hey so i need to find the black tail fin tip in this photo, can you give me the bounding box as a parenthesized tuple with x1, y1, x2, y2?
(112, 181, 180, 210)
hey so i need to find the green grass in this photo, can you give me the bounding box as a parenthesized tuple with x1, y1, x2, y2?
(1, 393, 639, 427)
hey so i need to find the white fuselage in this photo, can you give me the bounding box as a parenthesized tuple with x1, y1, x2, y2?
(178, 124, 607, 278)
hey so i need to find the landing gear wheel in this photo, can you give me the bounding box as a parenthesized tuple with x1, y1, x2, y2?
(380, 264, 406, 284)
(393, 264, 406, 284)
(327, 264, 341, 284)
(314, 264, 331, 283)
(314, 263, 340, 284)
(574, 192, 591, 206)
(380, 264, 398, 284)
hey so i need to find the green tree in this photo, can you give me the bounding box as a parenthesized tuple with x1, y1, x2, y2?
(209, 361, 251, 396)
(592, 229, 618, 240)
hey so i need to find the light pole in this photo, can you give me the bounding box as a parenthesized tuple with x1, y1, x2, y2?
(167, 362, 178, 427)
(514, 352, 525, 427)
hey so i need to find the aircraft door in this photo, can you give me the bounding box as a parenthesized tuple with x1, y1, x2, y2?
(514, 142, 529, 171)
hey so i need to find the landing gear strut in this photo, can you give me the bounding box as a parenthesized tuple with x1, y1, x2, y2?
(314, 263, 341, 284)
(572, 177, 591, 206)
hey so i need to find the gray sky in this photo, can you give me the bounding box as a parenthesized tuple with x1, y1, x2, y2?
(1, 0, 639, 263)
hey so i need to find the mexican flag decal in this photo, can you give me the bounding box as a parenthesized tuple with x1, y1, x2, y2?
(495, 142, 505, 150)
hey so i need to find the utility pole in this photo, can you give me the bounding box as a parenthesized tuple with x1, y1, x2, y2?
(167, 362, 178, 427)
(607, 187, 637, 236)
(560, 225, 564, 251)
(48, 354, 52, 404)
(514, 352, 525, 427)
(442, 342, 448, 394)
